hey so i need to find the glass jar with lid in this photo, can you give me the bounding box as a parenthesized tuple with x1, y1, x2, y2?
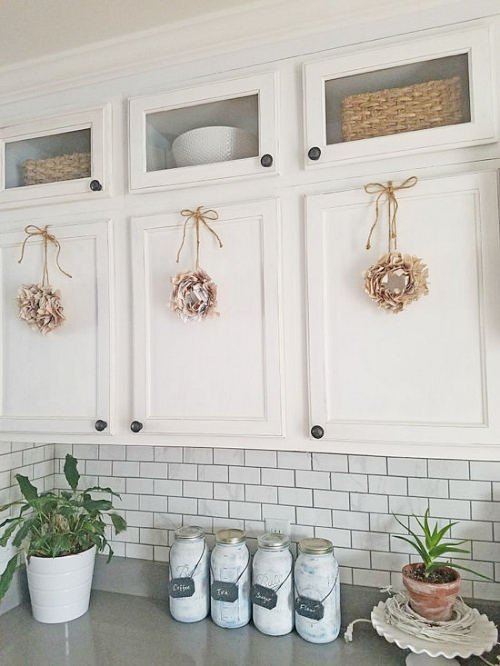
(294, 537, 340, 643)
(210, 528, 251, 629)
(252, 532, 293, 636)
(168, 525, 209, 623)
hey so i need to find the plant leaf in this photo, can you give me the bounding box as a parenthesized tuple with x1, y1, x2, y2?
(0, 521, 19, 547)
(84, 486, 121, 499)
(64, 454, 80, 492)
(447, 562, 491, 580)
(12, 518, 35, 548)
(0, 516, 19, 531)
(0, 553, 18, 599)
(0, 501, 23, 514)
(394, 534, 428, 563)
(109, 513, 127, 534)
(16, 474, 38, 501)
(82, 499, 112, 514)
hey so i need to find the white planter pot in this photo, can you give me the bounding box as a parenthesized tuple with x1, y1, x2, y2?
(26, 545, 96, 624)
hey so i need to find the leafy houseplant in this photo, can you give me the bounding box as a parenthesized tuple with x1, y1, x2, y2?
(394, 510, 487, 622)
(0, 454, 126, 622)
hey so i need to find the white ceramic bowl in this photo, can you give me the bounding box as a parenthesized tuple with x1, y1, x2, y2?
(172, 126, 258, 167)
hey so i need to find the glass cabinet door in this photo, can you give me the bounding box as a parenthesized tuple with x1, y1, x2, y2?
(0, 107, 110, 206)
(129, 72, 278, 190)
(303, 25, 495, 167)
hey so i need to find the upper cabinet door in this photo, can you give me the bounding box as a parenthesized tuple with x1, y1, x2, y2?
(131, 198, 283, 436)
(129, 73, 278, 191)
(0, 220, 113, 434)
(0, 107, 111, 208)
(305, 172, 500, 453)
(303, 25, 496, 167)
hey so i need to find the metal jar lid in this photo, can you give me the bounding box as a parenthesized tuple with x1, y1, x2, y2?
(298, 537, 333, 555)
(257, 532, 290, 551)
(215, 528, 246, 545)
(174, 526, 205, 541)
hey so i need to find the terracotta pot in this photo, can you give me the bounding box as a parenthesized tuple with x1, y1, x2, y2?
(402, 563, 460, 622)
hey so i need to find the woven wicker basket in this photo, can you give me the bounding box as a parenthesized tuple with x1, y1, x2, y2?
(341, 77, 463, 142)
(24, 152, 91, 186)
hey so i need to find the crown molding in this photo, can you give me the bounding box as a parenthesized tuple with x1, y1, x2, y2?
(0, 0, 498, 105)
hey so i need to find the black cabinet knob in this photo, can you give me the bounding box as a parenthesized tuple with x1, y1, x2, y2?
(311, 425, 324, 439)
(130, 421, 143, 433)
(308, 147, 321, 161)
(94, 420, 107, 432)
(90, 179, 102, 191)
(260, 154, 273, 168)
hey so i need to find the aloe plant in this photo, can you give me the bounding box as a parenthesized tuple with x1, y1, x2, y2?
(0, 454, 126, 599)
(394, 509, 488, 580)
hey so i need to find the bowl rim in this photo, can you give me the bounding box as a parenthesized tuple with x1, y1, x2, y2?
(172, 125, 257, 145)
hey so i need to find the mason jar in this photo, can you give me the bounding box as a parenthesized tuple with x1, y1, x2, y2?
(294, 537, 340, 643)
(210, 528, 251, 629)
(168, 525, 209, 623)
(252, 532, 293, 636)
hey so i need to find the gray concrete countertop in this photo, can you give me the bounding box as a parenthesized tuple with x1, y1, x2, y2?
(0, 590, 494, 666)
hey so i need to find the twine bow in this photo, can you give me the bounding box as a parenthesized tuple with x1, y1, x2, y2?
(177, 206, 223, 268)
(18, 225, 72, 286)
(364, 176, 418, 252)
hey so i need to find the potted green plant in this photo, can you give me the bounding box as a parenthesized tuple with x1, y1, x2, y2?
(0, 453, 126, 623)
(394, 510, 487, 622)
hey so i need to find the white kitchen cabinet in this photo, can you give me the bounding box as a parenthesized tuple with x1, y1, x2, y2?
(0, 219, 113, 435)
(130, 198, 283, 436)
(0, 6, 498, 458)
(129, 72, 278, 192)
(305, 171, 500, 447)
(0, 106, 111, 208)
(303, 25, 496, 167)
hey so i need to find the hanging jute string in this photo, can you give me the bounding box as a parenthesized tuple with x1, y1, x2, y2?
(18, 225, 72, 285)
(364, 176, 418, 252)
(363, 176, 429, 314)
(17, 225, 72, 335)
(176, 207, 223, 268)
(170, 206, 223, 323)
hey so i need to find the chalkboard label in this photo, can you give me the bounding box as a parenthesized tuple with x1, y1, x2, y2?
(295, 595, 324, 621)
(168, 577, 195, 598)
(211, 581, 239, 603)
(251, 583, 278, 610)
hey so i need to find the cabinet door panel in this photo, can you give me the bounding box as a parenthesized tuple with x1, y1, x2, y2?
(0, 107, 111, 208)
(306, 172, 500, 446)
(132, 199, 283, 436)
(129, 73, 278, 191)
(303, 25, 496, 167)
(0, 220, 112, 434)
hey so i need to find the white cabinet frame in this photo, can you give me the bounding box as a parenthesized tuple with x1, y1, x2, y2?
(0, 106, 111, 207)
(129, 72, 279, 191)
(303, 24, 497, 167)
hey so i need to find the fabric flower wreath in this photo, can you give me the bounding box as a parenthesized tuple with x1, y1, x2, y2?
(170, 207, 223, 322)
(363, 177, 428, 313)
(17, 225, 72, 334)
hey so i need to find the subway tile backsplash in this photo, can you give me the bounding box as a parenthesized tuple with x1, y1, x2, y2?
(3, 443, 500, 601)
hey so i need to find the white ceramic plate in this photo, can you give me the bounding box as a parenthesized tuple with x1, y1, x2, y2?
(371, 600, 498, 659)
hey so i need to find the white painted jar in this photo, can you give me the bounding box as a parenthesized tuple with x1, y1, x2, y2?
(252, 532, 293, 636)
(294, 538, 340, 644)
(210, 529, 251, 629)
(169, 526, 209, 623)
(26, 545, 96, 624)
